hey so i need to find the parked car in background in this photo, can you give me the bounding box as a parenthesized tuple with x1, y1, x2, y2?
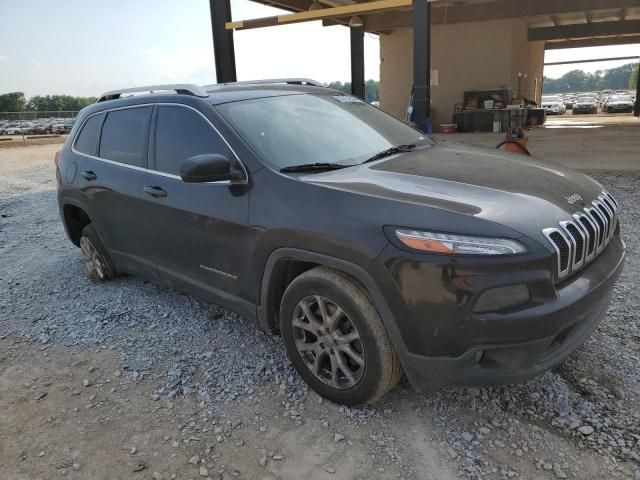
(3, 126, 25, 135)
(572, 96, 598, 114)
(541, 95, 566, 114)
(605, 95, 634, 113)
(563, 96, 575, 109)
(33, 123, 53, 134)
(52, 123, 72, 134)
(56, 81, 625, 406)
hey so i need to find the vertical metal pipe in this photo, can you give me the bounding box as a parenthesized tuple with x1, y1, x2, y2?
(210, 0, 237, 84)
(412, 0, 431, 132)
(350, 27, 366, 100)
(634, 61, 640, 117)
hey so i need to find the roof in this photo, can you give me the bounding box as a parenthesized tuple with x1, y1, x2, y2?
(246, 0, 640, 48)
(84, 82, 340, 118)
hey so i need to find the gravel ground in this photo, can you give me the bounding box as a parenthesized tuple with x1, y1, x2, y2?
(1, 145, 639, 480)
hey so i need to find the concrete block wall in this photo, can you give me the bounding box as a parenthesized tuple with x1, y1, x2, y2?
(379, 19, 545, 128)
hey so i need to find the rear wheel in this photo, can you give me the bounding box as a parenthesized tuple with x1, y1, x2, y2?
(80, 224, 114, 281)
(280, 267, 402, 406)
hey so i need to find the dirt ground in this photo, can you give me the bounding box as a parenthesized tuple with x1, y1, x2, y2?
(1, 117, 639, 480)
(433, 113, 640, 170)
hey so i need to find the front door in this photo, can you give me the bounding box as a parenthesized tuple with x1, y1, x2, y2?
(139, 104, 251, 306)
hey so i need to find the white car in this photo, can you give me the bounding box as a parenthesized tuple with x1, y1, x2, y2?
(541, 95, 566, 114)
(3, 126, 25, 135)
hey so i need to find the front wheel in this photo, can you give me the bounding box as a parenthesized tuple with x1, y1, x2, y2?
(280, 267, 402, 406)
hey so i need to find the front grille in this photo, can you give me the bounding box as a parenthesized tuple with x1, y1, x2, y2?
(543, 190, 619, 281)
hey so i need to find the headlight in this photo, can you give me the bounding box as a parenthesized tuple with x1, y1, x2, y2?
(394, 229, 527, 255)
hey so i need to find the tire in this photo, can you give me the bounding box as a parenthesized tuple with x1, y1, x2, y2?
(280, 266, 402, 406)
(80, 224, 115, 281)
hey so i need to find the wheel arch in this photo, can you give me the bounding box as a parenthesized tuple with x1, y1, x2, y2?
(257, 249, 409, 368)
(61, 200, 92, 246)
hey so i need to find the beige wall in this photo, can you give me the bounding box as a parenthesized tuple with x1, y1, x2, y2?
(379, 19, 545, 127)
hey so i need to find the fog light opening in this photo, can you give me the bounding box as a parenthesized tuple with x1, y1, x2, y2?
(472, 284, 530, 313)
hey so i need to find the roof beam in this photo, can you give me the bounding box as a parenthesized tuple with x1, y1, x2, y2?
(529, 20, 640, 41)
(544, 55, 639, 66)
(251, 0, 310, 11)
(544, 35, 640, 49)
(362, 0, 640, 32)
(226, 0, 421, 30)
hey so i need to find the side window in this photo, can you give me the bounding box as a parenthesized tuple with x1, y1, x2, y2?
(74, 113, 104, 155)
(99, 107, 152, 168)
(154, 106, 231, 176)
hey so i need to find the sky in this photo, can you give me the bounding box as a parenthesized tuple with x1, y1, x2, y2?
(0, 0, 638, 98)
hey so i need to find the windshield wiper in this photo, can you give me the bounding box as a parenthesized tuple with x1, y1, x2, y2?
(280, 163, 349, 173)
(362, 144, 416, 164)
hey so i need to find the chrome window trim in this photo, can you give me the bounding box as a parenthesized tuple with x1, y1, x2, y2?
(71, 102, 248, 185)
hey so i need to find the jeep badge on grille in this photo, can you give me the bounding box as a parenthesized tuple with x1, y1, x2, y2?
(565, 193, 583, 205)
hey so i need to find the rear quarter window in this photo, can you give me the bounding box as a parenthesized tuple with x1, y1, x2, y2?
(74, 113, 105, 156)
(99, 107, 152, 167)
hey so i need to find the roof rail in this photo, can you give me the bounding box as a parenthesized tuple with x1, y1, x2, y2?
(96, 84, 209, 103)
(203, 78, 325, 89)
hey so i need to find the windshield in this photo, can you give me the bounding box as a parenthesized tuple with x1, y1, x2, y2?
(542, 96, 560, 102)
(216, 93, 429, 170)
(577, 97, 594, 103)
(611, 95, 632, 102)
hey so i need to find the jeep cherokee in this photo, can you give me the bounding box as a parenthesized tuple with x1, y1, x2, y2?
(56, 80, 625, 406)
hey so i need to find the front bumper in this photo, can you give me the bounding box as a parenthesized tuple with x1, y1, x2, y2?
(373, 235, 625, 392)
(608, 105, 633, 111)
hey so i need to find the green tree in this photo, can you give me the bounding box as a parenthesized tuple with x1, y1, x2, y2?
(630, 64, 639, 90)
(365, 79, 379, 103)
(26, 95, 95, 111)
(0, 92, 27, 112)
(326, 80, 380, 102)
(543, 62, 639, 93)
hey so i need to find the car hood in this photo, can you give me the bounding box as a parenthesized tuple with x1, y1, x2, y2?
(301, 142, 605, 241)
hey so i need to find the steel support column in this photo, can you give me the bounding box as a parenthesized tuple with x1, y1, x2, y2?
(210, 0, 237, 84)
(350, 27, 366, 99)
(412, 0, 431, 132)
(634, 61, 640, 117)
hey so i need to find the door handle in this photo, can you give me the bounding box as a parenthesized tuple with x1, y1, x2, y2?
(143, 186, 168, 198)
(81, 171, 97, 181)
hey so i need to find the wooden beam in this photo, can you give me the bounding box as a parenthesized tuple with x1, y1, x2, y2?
(226, 0, 420, 30)
(544, 35, 640, 49)
(544, 55, 639, 66)
(251, 0, 310, 12)
(529, 20, 640, 41)
(362, 0, 640, 31)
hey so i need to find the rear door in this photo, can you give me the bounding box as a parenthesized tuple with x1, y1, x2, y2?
(75, 105, 155, 277)
(139, 104, 250, 302)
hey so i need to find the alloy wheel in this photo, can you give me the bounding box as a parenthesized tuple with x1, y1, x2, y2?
(292, 295, 365, 389)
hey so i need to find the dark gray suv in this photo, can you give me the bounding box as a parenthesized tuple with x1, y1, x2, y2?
(56, 80, 625, 406)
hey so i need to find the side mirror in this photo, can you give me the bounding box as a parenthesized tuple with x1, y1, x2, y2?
(180, 154, 242, 183)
